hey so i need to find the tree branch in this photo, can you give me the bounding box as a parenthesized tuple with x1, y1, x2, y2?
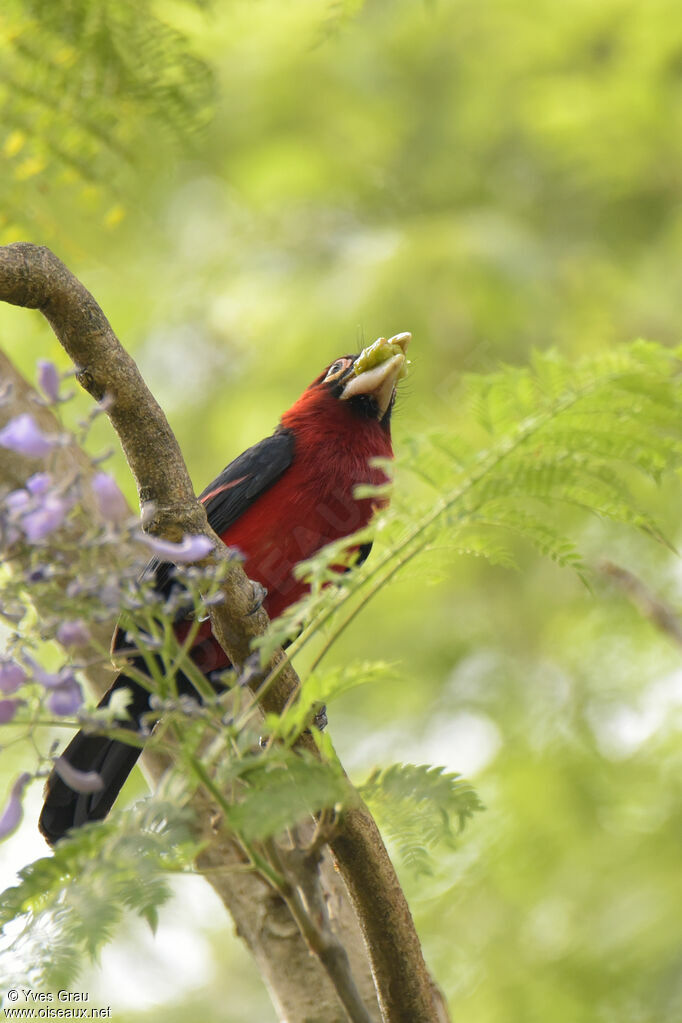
(266, 837, 375, 1023)
(0, 242, 449, 1023)
(600, 560, 682, 650)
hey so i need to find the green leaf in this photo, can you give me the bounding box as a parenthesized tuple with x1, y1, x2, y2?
(220, 749, 351, 842)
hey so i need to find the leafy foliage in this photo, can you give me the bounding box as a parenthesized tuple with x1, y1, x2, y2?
(0, 801, 198, 989)
(0, 0, 214, 240)
(266, 660, 400, 744)
(217, 747, 350, 842)
(255, 341, 682, 682)
(360, 764, 484, 876)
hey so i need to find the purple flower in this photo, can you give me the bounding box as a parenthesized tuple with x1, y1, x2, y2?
(5, 489, 30, 513)
(53, 756, 103, 794)
(1, 524, 21, 547)
(142, 533, 214, 564)
(0, 660, 26, 694)
(37, 360, 60, 403)
(0, 773, 31, 840)
(26, 472, 52, 496)
(24, 656, 74, 689)
(0, 698, 22, 724)
(47, 680, 83, 716)
(21, 494, 69, 541)
(0, 414, 56, 457)
(92, 472, 129, 523)
(56, 620, 91, 648)
(29, 663, 83, 716)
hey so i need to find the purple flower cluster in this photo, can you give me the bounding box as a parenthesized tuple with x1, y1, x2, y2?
(0, 372, 226, 847)
(3, 472, 73, 544)
(0, 367, 136, 843)
(0, 652, 85, 725)
(24, 657, 83, 716)
(56, 620, 91, 647)
(0, 698, 23, 724)
(0, 659, 26, 693)
(0, 659, 26, 724)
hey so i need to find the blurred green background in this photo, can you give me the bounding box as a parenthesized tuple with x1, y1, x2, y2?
(1, 1, 681, 1020)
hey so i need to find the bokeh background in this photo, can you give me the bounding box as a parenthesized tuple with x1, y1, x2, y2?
(1, 1, 681, 1020)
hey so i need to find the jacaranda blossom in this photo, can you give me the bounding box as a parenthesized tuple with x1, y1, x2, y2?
(0, 414, 56, 458)
(47, 681, 83, 716)
(21, 495, 69, 542)
(0, 698, 22, 724)
(26, 472, 52, 496)
(0, 773, 31, 840)
(53, 756, 103, 794)
(142, 533, 214, 564)
(0, 660, 26, 694)
(91, 472, 129, 523)
(25, 657, 75, 689)
(56, 620, 91, 648)
(37, 360, 60, 403)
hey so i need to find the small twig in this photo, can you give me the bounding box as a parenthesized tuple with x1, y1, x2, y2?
(600, 559, 682, 651)
(266, 837, 374, 1023)
(306, 806, 340, 857)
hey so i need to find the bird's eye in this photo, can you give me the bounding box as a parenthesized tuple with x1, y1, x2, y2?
(324, 358, 350, 382)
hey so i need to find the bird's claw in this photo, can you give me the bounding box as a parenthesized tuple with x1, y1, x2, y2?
(248, 581, 268, 615)
(313, 704, 328, 731)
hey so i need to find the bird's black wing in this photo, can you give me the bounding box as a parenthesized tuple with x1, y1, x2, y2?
(201, 430, 372, 564)
(149, 428, 295, 598)
(199, 427, 295, 536)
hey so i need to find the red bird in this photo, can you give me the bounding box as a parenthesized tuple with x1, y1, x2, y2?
(39, 333, 410, 845)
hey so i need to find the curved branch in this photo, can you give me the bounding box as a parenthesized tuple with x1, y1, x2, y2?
(0, 242, 449, 1023)
(0, 243, 195, 521)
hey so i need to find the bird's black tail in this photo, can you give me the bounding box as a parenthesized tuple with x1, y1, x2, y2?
(39, 666, 152, 847)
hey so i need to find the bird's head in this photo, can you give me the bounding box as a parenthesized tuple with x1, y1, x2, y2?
(281, 333, 411, 438)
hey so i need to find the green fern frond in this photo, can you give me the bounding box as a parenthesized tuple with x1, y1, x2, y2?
(257, 341, 681, 682)
(360, 764, 484, 876)
(0, 801, 198, 988)
(472, 506, 586, 573)
(219, 749, 350, 842)
(0, 0, 215, 235)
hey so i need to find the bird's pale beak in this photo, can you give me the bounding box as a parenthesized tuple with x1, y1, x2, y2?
(341, 332, 411, 417)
